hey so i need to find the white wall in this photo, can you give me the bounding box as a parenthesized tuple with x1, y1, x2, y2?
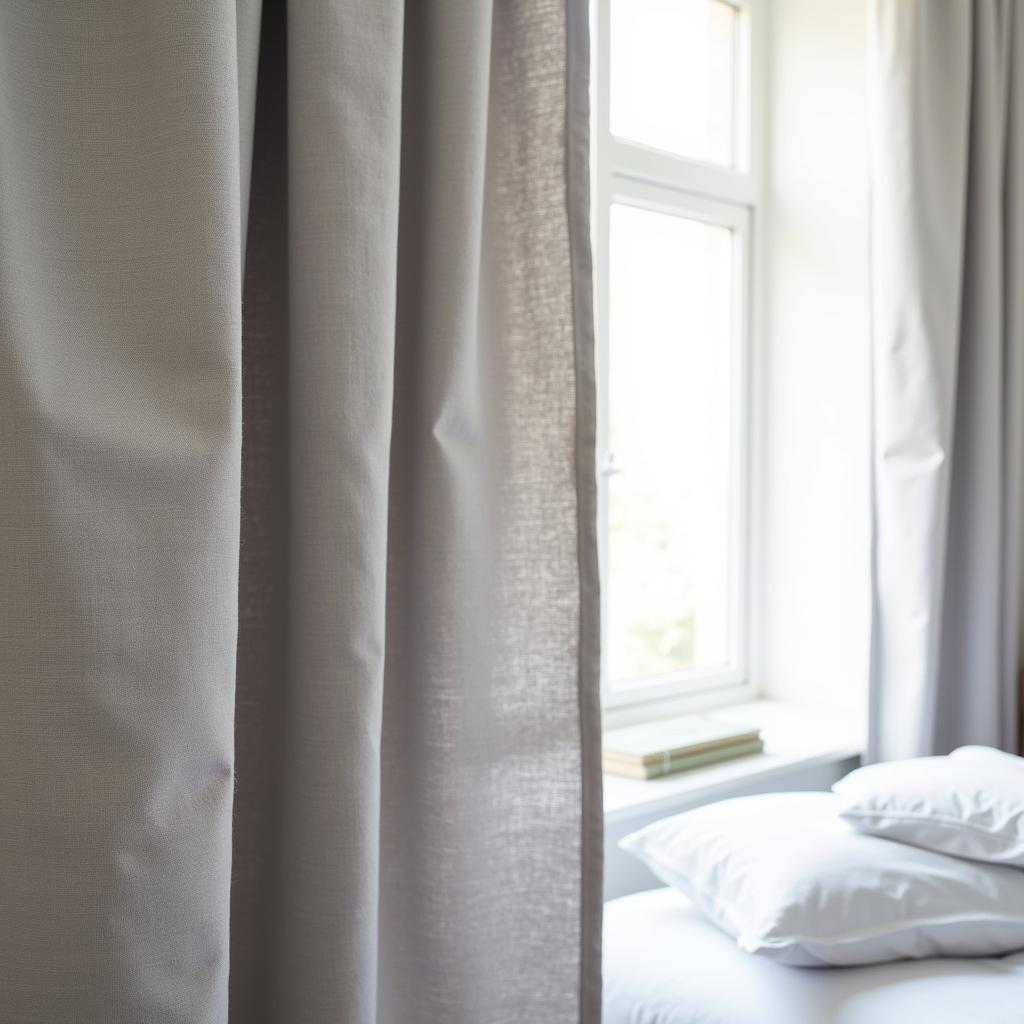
(752, 0, 871, 722)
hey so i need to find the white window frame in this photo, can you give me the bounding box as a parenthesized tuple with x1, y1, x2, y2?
(593, 0, 766, 724)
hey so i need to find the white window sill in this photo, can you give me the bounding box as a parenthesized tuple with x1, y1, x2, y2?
(603, 699, 863, 825)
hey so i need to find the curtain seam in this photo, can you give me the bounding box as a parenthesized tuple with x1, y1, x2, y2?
(564, 0, 603, 1021)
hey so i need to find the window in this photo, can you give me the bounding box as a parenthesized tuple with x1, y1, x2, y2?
(594, 0, 762, 714)
(609, 0, 742, 166)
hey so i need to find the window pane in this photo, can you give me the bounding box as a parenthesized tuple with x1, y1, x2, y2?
(607, 203, 737, 686)
(610, 0, 739, 166)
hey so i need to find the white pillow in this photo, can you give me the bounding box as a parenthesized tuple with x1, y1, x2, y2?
(620, 791, 1024, 967)
(834, 748, 1024, 865)
(951, 744, 1024, 772)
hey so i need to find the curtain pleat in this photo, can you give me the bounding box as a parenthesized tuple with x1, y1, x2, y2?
(231, 2, 288, 1019)
(868, 0, 1024, 760)
(270, 3, 406, 1021)
(259, 1, 600, 1019)
(0, 3, 259, 1020)
(374, 1, 602, 1020)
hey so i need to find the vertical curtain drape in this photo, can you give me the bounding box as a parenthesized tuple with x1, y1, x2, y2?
(868, 0, 1024, 761)
(0, 2, 602, 1021)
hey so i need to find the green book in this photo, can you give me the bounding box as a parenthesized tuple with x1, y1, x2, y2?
(603, 736, 764, 779)
(604, 714, 761, 765)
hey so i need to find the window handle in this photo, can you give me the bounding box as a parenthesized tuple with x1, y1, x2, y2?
(599, 452, 623, 478)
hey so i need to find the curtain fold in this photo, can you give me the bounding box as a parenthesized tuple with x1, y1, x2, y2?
(868, 0, 1024, 760)
(0, 4, 259, 1020)
(0, 1, 601, 1021)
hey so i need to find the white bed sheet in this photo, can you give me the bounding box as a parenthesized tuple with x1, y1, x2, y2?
(604, 888, 1024, 1024)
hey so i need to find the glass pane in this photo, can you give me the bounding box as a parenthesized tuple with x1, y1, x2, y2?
(607, 203, 736, 686)
(610, 0, 739, 166)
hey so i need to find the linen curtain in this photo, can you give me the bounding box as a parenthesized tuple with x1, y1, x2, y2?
(868, 0, 1023, 760)
(0, 2, 602, 1022)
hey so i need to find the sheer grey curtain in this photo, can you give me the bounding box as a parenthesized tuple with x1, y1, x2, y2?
(868, 0, 1023, 760)
(0, 2, 602, 1022)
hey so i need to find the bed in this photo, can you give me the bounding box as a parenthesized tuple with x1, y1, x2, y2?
(603, 887, 1024, 1024)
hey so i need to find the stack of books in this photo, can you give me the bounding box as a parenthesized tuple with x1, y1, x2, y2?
(602, 715, 764, 780)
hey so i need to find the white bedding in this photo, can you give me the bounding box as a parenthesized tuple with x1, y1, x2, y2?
(604, 888, 1024, 1024)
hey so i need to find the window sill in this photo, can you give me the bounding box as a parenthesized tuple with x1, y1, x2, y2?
(602, 699, 863, 825)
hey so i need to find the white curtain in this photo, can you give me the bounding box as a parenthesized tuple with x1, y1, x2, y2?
(868, 0, 1024, 761)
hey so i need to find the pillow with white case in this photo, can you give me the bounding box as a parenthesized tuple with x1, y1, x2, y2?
(834, 746, 1024, 865)
(620, 791, 1024, 967)
(951, 744, 1024, 772)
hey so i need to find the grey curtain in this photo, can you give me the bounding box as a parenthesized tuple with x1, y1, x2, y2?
(0, 2, 602, 1022)
(868, 0, 1023, 760)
